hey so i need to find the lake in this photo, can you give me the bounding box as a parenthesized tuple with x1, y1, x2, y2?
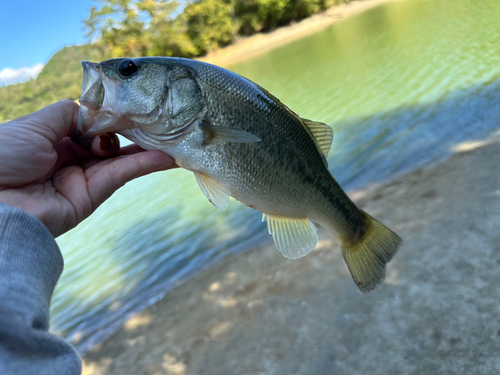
(53, 0, 500, 352)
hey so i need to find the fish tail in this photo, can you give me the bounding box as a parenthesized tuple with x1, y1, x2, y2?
(339, 211, 402, 293)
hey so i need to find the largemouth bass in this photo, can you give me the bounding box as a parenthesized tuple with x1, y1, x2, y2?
(73, 57, 401, 293)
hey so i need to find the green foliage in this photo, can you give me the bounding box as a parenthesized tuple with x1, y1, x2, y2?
(184, 0, 237, 54)
(85, 0, 151, 56)
(0, 0, 353, 122)
(0, 45, 104, 122)
(235, 0, 290, 35)
(235, 0, 346, 35)
(85, 0, 198, 57)
(84, 0, 351, 56)
(38, 45, 103, 80)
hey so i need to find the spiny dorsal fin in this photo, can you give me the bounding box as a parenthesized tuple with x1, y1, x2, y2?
(301, 118, 333, 158)
(262, 213, 318, 259)
(194, 171, 231, 210)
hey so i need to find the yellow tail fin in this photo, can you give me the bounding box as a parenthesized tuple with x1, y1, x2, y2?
(340, 212, 402, 293)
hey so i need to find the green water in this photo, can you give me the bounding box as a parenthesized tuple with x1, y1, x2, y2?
(53, 0, 500, 352)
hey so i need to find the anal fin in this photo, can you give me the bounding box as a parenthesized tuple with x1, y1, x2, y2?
(194, 172, 230, 210)
(263, 214, 318, 259)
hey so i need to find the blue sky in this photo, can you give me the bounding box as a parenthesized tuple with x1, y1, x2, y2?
(0, 0, 94, 85)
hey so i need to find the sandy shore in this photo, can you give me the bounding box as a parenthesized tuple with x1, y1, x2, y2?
(76, 0, 500, 374)
(198, 0, 397, 67)
(81, 131, 500, 374)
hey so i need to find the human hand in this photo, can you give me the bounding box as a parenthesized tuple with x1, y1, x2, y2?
(0, 100, 177, 237)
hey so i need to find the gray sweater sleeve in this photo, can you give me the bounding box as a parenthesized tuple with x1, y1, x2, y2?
(0, 203, 81, 375)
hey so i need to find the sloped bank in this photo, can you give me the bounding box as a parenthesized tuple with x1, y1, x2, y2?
(82, 131, 500, 374)
(199, 0, 398, 67)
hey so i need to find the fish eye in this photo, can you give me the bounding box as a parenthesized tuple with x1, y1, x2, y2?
(117, 59, 138, 77)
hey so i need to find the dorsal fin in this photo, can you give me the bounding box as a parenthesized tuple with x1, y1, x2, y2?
(301, 118, 333, 158)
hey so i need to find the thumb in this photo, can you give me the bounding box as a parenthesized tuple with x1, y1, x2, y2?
(23, 100, 80, 144)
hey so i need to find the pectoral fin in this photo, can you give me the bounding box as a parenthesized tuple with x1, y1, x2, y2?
(194, 172, 231, 210)
(201, 123, 261, 144)
(262, 214, 318, 259)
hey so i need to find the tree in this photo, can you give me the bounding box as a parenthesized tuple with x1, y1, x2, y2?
(84, 0, 197, 57)
(183, 0, 237, 55)
(83, 0, 347, 57)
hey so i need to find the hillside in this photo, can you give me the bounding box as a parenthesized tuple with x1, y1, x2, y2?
(0, 0, 358, 123)
(0, 45, 103, 122)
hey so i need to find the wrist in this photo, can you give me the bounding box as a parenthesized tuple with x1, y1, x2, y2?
(0, 190, 72, 238)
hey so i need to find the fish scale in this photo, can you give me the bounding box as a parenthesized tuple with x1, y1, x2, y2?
(74, 57, 401, 293)
(187, 60, 347, 218)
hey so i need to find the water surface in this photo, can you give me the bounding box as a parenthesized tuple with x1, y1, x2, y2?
(53, 0, 500, 352)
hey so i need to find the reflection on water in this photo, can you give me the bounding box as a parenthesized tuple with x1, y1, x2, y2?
(53, 0, 500, 352)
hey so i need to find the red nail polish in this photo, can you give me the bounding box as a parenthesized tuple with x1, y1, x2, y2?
(100, 135, 113, 151)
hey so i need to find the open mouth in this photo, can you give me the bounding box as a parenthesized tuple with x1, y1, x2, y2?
(80, 61, 104, 110)
(72, 61, 119, 145)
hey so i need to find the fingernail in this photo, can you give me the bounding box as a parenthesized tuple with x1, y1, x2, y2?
(100, 135, 113, 151)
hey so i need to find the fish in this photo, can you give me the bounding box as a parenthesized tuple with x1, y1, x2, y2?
(72, 57, 402, 293)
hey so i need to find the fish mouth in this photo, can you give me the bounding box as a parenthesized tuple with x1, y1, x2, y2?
(72, 61, 102, 145)
(80, 61, 103, 110)
(72, 106, 117, 145)
(72, 61, 122, 145)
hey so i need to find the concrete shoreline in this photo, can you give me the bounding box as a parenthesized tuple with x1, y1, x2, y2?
(82, 131, 500, 374)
